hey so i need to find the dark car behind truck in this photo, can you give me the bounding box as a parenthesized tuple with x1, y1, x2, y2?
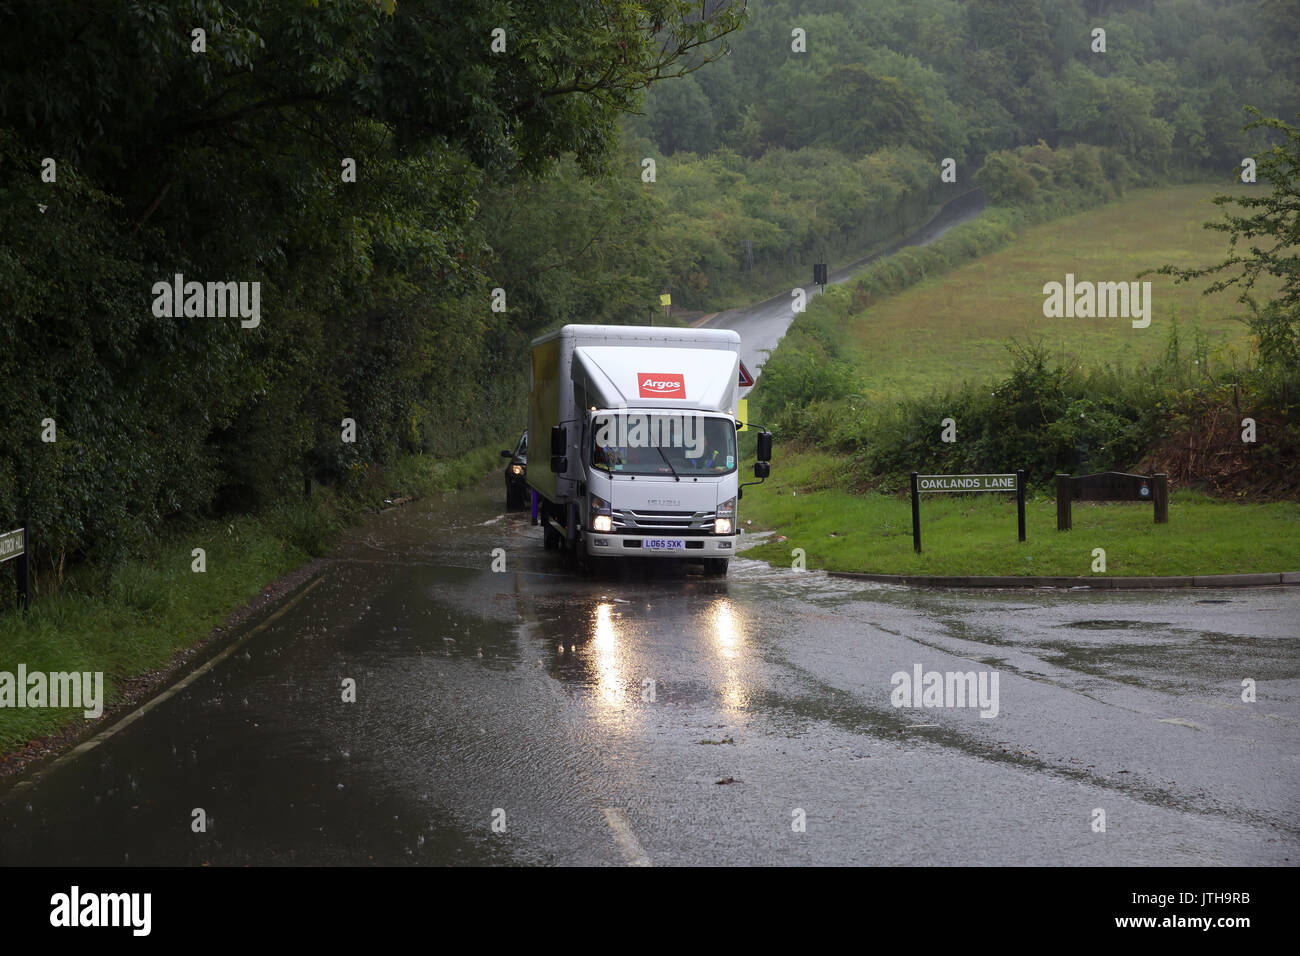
(501, 430, 528, 509)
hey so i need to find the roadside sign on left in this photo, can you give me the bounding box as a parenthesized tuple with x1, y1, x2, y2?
(1, 526, 30, 610)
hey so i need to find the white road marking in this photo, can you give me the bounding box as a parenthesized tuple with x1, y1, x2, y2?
(601, 807, 652, 866)
(1158, 717, 1202, 730)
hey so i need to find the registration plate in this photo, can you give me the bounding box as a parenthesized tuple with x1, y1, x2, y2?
(642, 538, 685, 551)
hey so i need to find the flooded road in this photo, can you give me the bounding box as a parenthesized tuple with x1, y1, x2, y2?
(2, 478, 1297, 865)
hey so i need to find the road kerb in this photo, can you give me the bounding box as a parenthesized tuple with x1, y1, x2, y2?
(825, 570, 1296, 589)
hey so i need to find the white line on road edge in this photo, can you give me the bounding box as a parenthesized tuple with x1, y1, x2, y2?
(10, 573, 327, 792)
(601, 808, 652, 867)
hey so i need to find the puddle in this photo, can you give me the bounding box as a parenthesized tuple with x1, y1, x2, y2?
(1060, 620, 1172, 630)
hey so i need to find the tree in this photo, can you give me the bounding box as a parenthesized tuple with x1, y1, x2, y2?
(791, 65, 937, 155)
(642, 75, 719, 154)
(1144, 109, 1300, 368)
(0, 0, 750, 564)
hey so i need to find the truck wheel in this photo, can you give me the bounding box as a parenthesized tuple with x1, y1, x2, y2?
(704, 558, 729, 577)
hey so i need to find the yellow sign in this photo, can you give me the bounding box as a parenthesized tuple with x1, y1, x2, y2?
(737, 398, 748, 431)
(659, 293, 671, 307)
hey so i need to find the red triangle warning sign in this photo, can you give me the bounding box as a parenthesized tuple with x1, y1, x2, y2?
(738, 360, 755, 388)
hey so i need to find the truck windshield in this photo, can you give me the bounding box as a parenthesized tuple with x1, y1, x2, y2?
(591, 412, 737, 477)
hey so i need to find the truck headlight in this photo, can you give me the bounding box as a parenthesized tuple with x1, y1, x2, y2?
(715, 496, 736, 535)
(591, 494, 612, 532)
(510, 464, 524, 476)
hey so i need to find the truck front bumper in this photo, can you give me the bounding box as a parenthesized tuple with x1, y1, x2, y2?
(585, 533, 737, 558)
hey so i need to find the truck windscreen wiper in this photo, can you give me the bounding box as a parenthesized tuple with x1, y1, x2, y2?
(655, 445, 681, 481)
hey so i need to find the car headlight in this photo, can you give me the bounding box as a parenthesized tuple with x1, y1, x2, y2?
(715, 496, 736, 535)
(590, 494, 612, 532)
(510, 464, 524, 475)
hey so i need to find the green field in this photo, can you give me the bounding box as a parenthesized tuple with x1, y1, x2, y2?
(840, 184, 1269, 402)
(741, 451, 1300, 577)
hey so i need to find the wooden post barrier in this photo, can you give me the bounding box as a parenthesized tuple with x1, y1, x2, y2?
(1056, 472, 1169, 531)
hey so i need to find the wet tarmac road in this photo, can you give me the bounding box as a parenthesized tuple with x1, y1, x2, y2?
(2, 480, 1297, 866)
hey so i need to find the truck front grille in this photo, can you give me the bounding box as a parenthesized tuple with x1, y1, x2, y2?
(612, 509, 715, 534)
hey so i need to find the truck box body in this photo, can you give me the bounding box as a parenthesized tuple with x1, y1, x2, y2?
(528, 324, 745, 567)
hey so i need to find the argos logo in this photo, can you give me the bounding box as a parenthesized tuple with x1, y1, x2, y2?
(638, 373, 685, 398)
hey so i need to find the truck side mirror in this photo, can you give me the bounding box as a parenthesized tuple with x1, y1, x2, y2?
(756, 431, 773, 462)
(754, 461, 770, 479)
(550, 425, 566, 457)
(550, 456, 568, 474)
(500, 449, 512, 458)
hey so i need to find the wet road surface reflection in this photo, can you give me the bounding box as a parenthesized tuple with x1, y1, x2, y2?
(1, 478, 1297, 865)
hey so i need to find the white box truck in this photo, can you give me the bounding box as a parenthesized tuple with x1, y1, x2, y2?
(528, 324, 772, 576)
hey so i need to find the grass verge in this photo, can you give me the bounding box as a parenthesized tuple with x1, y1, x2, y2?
(0, 442, 505, 754)
(739, 449, 1300, 578)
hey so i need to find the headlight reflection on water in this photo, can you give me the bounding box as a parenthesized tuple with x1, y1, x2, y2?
(592, 602, 626, 707)
(707, 598, 749, 711)
(584, 597, 750, 715)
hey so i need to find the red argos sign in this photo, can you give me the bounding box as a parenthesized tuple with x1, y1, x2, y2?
(638, 373, 685, 398)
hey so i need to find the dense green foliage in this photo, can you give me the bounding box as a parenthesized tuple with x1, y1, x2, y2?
(632, 0, 1296, 168)
(0, 0, 742, 579)
(626, 142, 943, 308)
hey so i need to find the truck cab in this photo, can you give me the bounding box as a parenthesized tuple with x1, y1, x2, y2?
(582, 406, 740, 574)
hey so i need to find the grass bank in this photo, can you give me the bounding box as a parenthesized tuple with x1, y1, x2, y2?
(740, 450, 1300, 578)
(829, 184, 1270, 403)
(0, 443, 504, 754)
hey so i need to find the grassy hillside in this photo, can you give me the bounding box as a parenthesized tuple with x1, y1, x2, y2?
(837, 184, 1270, 401)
